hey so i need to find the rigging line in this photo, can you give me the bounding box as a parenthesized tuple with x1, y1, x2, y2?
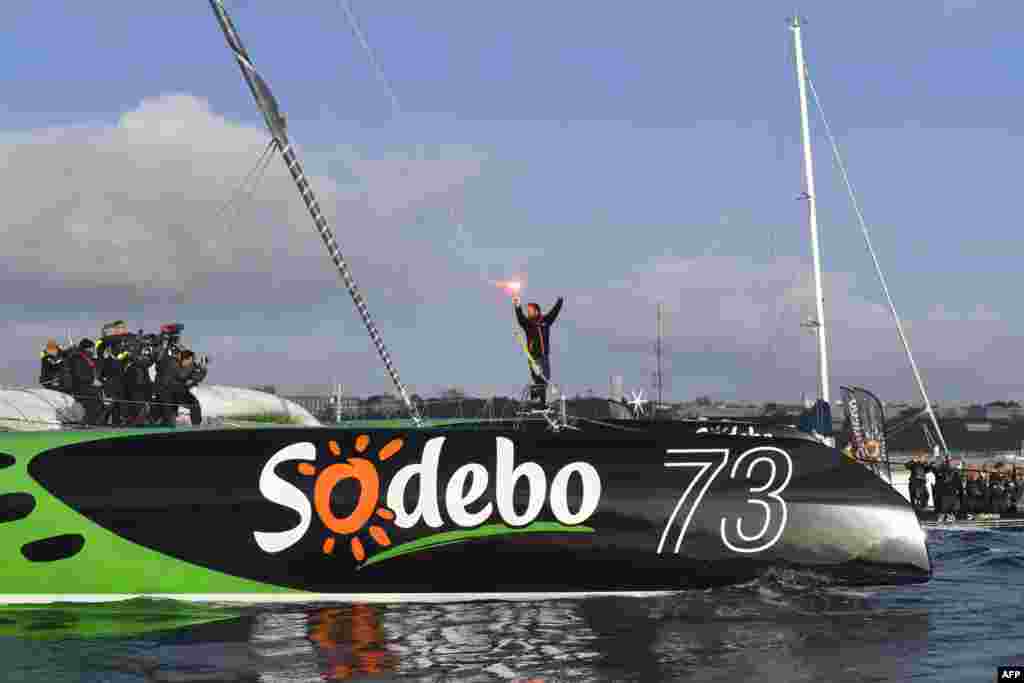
(5, 387, 75, 423)
(337, 0, 401, 116)
(805, 72, 951, 458)
(233, 139, 278, 218)
(212, 138, 278, 229)
(572, 416, 649, 433)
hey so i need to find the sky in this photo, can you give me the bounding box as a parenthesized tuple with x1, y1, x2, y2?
(1, 0, 1022, 402)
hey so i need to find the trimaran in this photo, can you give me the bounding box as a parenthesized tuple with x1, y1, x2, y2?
(0, 6, 930, 604)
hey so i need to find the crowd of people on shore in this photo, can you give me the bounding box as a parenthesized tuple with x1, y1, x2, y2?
(842, 440, 1023, 520)
(38, 321, 208, 428)
(904, 451, 1023, 521)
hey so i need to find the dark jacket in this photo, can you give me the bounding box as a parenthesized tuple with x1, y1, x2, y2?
(156, 355, 204, 394)
(965, 476, 987, 499)
(68, 351, 99, 394)
(97, 335, 133, 387)
(155, 353, 182, 392)
(123, 354, 154, 397)
(515, 298, 563, 359)
(934, 464, 962, 495)
(905, 460, 932, 481)
(39, 351, 67, 390)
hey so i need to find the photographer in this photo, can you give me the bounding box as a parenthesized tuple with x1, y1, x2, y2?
(68, 338, 103, 425)
(157, 323, 184, 361)
(96, 321, 133, 426)
(155, 348, 206, 427)
(39, 339, 71, 394)
(122, 333, 158, 425)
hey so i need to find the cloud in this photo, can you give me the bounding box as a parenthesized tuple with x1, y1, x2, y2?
(2, 98, 1021, 402)
(0, 94, 485, 310)
(558, 251, 1016, 402)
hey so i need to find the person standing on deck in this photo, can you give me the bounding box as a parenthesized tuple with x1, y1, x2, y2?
(155, 348, 204, 427)
(1008, 466, 1022, 513)
(513, 295, 564, 408)
(932, 459, 962, 523)
(68, 338, 102, 425)
(96, 321, 132, 426)
(905, 452, 932, 511)
(39, 339, 69, 394)
(964, 467, 987, 518)
(988, 465, 1007, 515)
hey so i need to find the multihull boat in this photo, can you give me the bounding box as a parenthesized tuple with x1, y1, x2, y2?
(0, 419, 928, 603)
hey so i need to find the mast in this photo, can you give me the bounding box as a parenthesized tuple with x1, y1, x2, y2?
(207, 0, 422, 426)
(790, 16, 833, 444)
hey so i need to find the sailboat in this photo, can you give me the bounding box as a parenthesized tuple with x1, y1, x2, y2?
(0, 6, 929, 604)
(783, 19, 944, 480)
(783, 22, 1024, 529)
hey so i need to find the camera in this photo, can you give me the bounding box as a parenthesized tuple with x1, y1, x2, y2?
(124, 332, 160, 367)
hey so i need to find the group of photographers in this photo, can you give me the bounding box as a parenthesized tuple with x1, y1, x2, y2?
(38, 321, 207, 428)
(904, 452, 1024, 522)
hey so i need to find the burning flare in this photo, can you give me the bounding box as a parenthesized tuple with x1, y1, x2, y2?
(495, 280, 523, 297)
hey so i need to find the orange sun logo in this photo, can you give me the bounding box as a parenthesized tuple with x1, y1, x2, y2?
(297, 434, 403, 562)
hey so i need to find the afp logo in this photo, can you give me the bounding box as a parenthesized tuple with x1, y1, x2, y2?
(253, 435, 603, 565)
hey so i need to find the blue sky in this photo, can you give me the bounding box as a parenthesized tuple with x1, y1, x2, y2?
(2, 0, 1023, 402)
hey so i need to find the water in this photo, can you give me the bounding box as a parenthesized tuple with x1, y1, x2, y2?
(1, 528, 1021, 682)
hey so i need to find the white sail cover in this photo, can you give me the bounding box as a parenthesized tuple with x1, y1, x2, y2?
(0, 385, 319, 431)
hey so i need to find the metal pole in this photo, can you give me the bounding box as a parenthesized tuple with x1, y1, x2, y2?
(790, 17, 831, 411)
(208, 0, 421, 425)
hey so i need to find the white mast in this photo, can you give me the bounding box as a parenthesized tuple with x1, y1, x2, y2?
(790, 16, 833, 445)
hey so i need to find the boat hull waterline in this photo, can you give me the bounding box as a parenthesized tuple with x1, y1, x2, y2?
(0, 424, 930, 603)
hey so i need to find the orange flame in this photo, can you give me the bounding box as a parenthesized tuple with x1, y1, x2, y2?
(495, 279, 523, 296)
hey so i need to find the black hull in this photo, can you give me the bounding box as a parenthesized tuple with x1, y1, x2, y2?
(0, 419, 930, 599)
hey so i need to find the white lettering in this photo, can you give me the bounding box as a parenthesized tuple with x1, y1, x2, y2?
(445, 463, 492, 527)
(719, 447, 793, 554)
(253, 442, 316, 554)
(495, 436, 546, 527)
(258, 437, 605, 552)
(658, 449, 729, 554)
(386, 436, 445, 529)
(550, 462, 602, 526)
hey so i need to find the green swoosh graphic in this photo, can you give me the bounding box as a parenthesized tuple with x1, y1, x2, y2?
(361, 522, 594, 569)
(0, 430, 296, 596)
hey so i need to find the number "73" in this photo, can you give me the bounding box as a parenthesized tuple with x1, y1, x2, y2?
(656, 447, 793, 555)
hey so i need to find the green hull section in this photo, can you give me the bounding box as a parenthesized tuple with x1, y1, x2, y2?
(0, 430, 294, 597)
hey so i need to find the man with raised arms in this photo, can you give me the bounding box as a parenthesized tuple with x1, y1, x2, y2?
(513, 295, 564, 409)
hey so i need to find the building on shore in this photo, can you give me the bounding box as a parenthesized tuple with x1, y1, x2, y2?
(285, 394, 362, 422)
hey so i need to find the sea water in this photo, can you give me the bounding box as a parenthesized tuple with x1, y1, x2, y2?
(0, 527, 1020, 682)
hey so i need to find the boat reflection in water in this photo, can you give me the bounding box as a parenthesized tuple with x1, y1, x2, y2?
(291, 579, 928, 682)
(0, 583, 929, 681)
(307, 605, 397, 680)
